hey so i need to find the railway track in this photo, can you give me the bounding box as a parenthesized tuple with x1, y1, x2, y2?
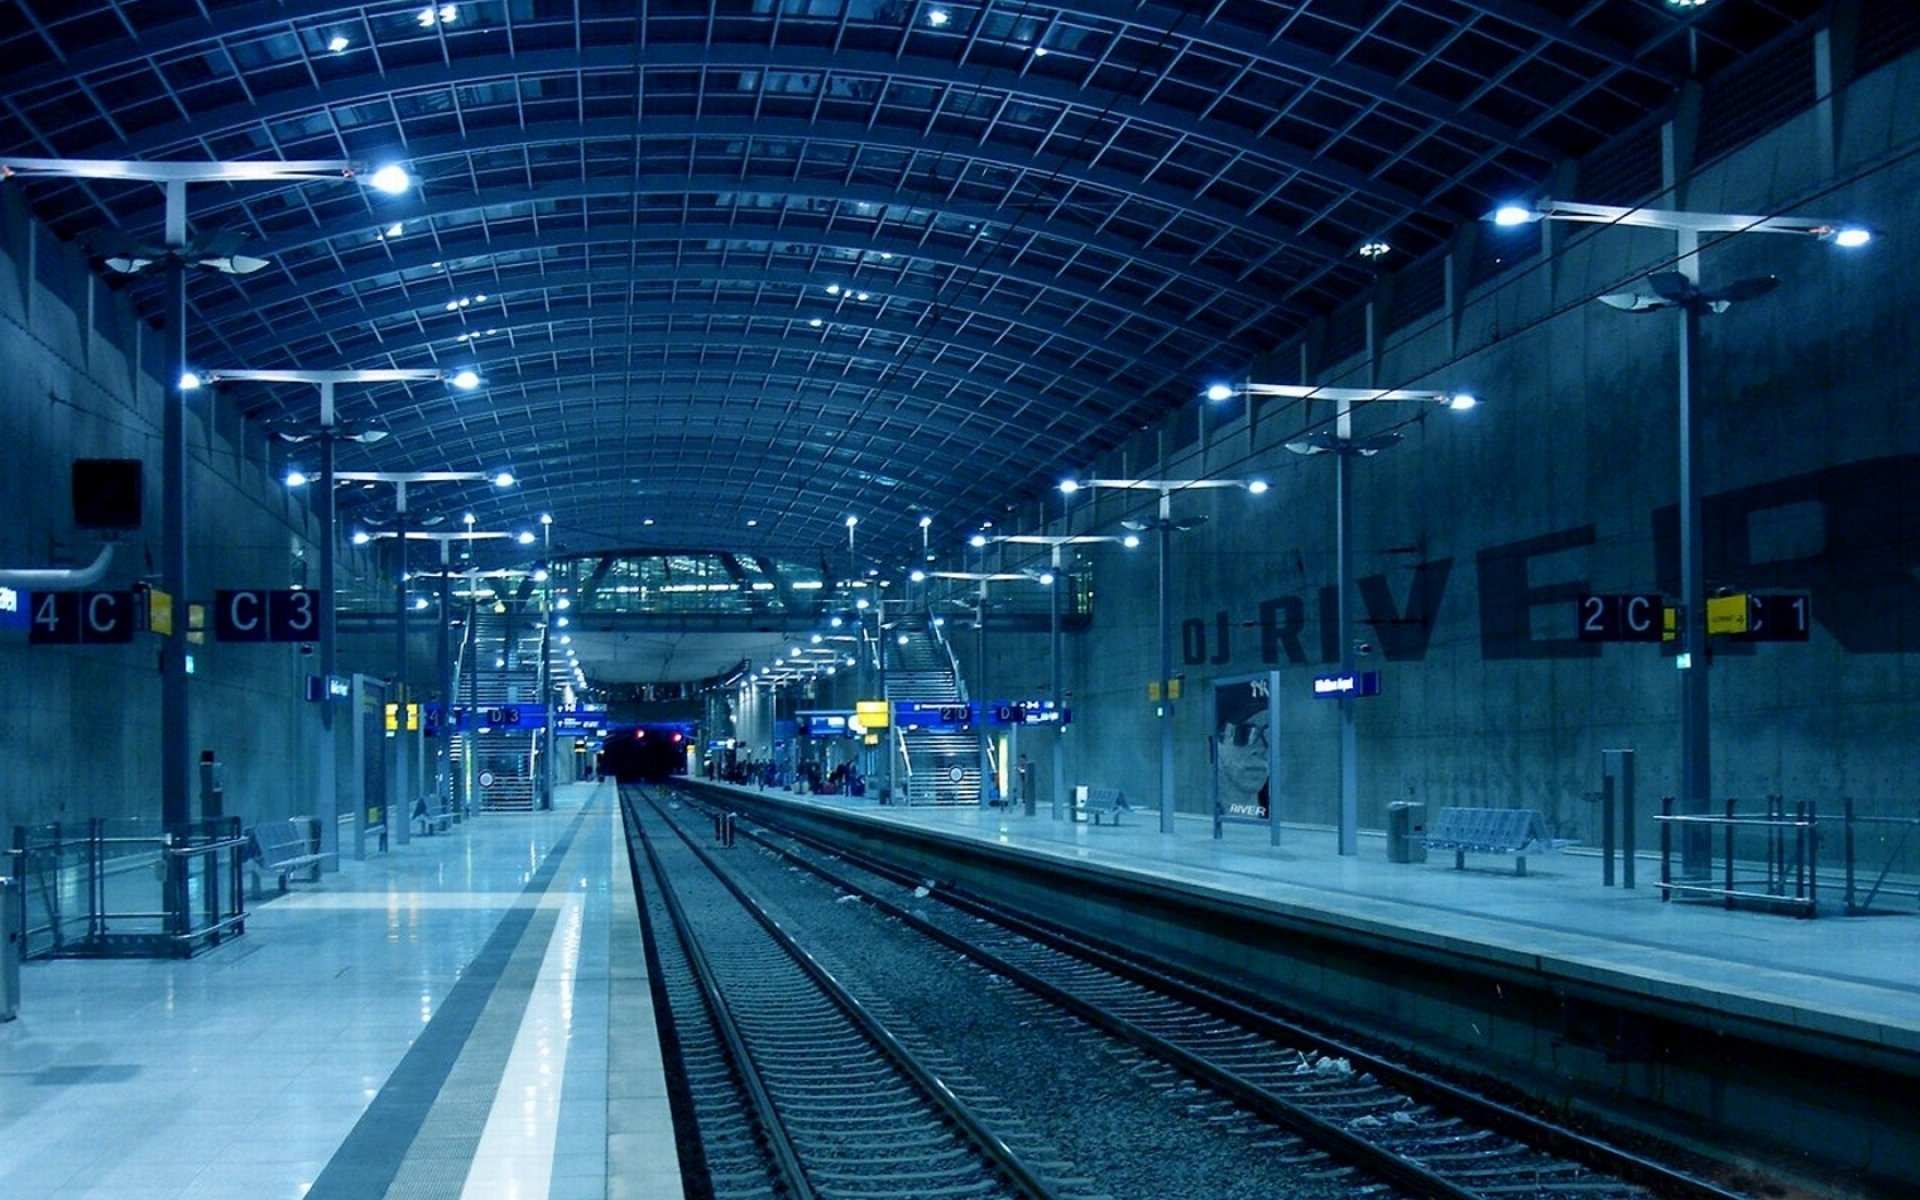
(622, 788, 1083, 1199)
(633, 785, 1760, 1200)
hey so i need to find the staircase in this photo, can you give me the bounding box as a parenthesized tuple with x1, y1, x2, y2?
(888, 615, 985, 807)
(452, 608, 545, 813)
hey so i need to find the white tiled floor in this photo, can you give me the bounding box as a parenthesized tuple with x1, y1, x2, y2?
(0, 782, 681, 1200)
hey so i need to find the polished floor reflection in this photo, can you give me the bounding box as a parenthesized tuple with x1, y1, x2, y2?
(0, 783, 681, 1200)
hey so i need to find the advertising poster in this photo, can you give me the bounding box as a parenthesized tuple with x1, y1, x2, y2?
(1212, 670, 1281, 844)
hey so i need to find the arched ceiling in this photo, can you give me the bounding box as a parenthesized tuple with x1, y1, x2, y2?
(0, 0, 1826, 572)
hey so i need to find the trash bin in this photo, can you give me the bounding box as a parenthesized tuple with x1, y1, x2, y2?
(1, 876, 19, 1021)
(1387, 802, 1427, 863)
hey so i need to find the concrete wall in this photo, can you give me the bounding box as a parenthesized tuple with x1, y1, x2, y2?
(0, 189, 366, 836)
(964, 41, 1920, 856)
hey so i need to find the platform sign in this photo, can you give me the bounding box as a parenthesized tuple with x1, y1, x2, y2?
(1577, 593, 1666, 642)
(212, 588, 318, 642)
(0, 585, 25, 633)
(798, 711, 853, 736)
(1311, 671, 1381, 698)
(894, 700, 972, 729)
(304, 674, 351, 702)
(480, 704, 547, 731)
(554, 704, 608, 736)
(1012, 699, 1067, 725)
(854, 699, 890, 729)
(28, 590, 136, 644)
(1730, 593, 1812, 642)
(1706, 593, 1751, 636)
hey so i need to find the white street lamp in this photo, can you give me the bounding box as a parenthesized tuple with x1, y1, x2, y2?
(1208, 382, 1475, 854)
(1484, 196, 1873, 874)
(202, 366, 471, 860)
(1489, 198, 1875, 246)
(990, 533, 1137, 820)
(1058, 477, 1267, 833)
(336, 468, 515, 840)
(0, 156, 402, 858)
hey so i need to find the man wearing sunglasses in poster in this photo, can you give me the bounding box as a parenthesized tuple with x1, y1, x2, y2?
(1213, 677, 1273, 822)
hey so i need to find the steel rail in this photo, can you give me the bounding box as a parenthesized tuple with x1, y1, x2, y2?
(636, 788, 1060, 1200)
(723, 798, 1749, 1200)
(622, 793, 816, 1200)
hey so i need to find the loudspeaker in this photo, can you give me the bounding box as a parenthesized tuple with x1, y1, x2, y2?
(72, 458, 144, 529)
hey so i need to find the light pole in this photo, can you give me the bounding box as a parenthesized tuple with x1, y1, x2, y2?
(357, 529, 513, 824)
(338, 469, 515, 840)
(1487, 197, 1873, 872)
(1209, 382, 1474, 854)
(1060, 478, 1268, 834)
(539, 513, 555, 809)
(207, 367, 478, 861)
(990, 533, 1137, 820)
(0, 156, 406, 849)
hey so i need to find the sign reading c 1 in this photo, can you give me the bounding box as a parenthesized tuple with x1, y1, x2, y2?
(212, 589, 319, 642)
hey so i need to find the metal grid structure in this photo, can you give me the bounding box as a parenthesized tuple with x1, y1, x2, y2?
(0, 0, 1831, 574)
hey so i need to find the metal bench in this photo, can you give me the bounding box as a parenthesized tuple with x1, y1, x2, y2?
(412, 794, 453, 836)
(244, 817, 326, 899)
(1423, 807, 1564, 875)
(1077, 785, 1131, 826)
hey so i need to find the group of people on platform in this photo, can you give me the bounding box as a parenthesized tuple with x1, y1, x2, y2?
(797, 761, 864, 797)
(705, 756, 862, 797)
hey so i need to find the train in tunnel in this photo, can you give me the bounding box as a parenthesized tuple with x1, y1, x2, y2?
(598, 724, 696, 784)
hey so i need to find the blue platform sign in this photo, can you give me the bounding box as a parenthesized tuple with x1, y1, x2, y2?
(895, 700, 974, 728)
(554, 706, 608, 736)
(0, 585, 26, 632)
(479, 704, 547, 731)
(1311, 671, 1381, 699)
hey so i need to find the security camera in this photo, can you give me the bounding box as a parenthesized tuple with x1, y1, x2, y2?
(1353, 640, 1373, 656)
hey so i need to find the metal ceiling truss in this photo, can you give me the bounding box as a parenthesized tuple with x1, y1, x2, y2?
(0, 0, 1837, 687)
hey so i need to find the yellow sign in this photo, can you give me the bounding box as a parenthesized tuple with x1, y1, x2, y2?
(855, 699, 890, 729)
(187, 602, 206, 644)
(1663, 605, 1677, 642)
(384, 703, 419, 732)
(1706, 594, 1750, 635)
(145, 588, 174, 636)
(1147, 677, 1183, 702)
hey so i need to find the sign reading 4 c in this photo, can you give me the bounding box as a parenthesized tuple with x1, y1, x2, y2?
(212, 588, 318, 643)
(29, 590, 136, 644)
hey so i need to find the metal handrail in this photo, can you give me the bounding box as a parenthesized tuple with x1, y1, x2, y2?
(1657, 796, 1818, 916)
(1653, 814, 1814, 829)
(929, 613, 967, 700)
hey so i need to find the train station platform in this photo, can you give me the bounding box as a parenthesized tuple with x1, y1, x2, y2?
(0, 782, 680, 1200)
(687, 780, 1920, 1193)
(713, 786, 1920, 1042)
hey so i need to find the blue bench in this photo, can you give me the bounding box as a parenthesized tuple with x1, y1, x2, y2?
(245, 817, 326, 899)
(1423, 807, 1565, 875)
(1078, 786, 1130, 826)
(412, 795, 453, 835)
